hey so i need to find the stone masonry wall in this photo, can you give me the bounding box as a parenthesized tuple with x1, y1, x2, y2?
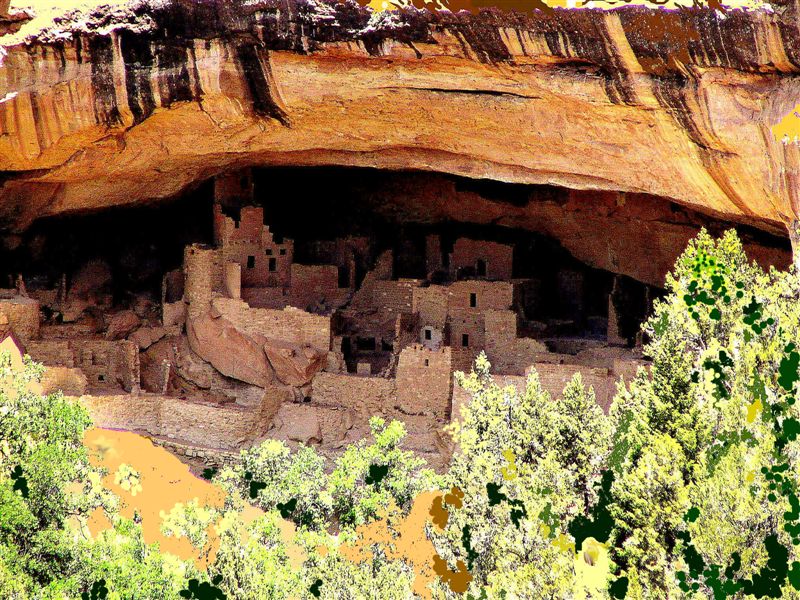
(153, 438, 239, 469)
(40, 366, 88, 396)
(0, 297, 40, 342)
(184, 244, 223, 319)
(447, 310, 484, 357)
(78, 393, 268, 451)
(212, 297, 331, 351)
(446, 281, 514, 312)
(412, 286, 449, 329)
(289, 264, 350, 311)
(396, 344, 453, 418)
(241, 287, 290, 309)
(28, 339, 140, 392)
(215, 204, 293, 288)
(159, 397, 264, 449)
(484, 309, 547, 375)
(450, 238, 513, 281)
(311, 371, 396, 418)
(372, 279, 420, 315)
(413, 280, 513, 328)
(78, 393, 161, 434)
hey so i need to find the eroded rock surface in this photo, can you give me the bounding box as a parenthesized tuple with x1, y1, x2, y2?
(186, 314, 276, 388)
(2, 0, 800, 244)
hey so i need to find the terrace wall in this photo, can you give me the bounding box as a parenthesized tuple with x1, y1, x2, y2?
(78, 393, 271, 451)
(311, 371, 396, 418)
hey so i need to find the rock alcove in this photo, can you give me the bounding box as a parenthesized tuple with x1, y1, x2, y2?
(0, 164, 790, 469)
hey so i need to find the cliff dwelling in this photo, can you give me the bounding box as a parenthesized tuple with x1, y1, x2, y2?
(4, 0, 800, 472)
(0, 165, 790, 470)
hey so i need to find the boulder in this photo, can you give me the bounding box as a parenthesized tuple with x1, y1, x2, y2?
(128, 325, 167, 350)
(132, 293, 157, 318)
(186, 315, 274, 388)
(105, 310, 141, 340)
(262, 339, 327, 387)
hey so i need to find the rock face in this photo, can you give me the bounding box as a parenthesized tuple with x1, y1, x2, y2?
(352, 171, 792, 286)
(186, 314, 276, 388)
(2, 0, 800, 248)
(262, 339, 327, 387)
(105, 309, 140, 340)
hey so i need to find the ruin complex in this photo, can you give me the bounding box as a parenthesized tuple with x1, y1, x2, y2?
(3, 0, 800, 469)
(0, 167, 673, 470)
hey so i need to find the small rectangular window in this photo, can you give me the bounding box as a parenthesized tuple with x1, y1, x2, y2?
(269, 258, 277, 272)
(265, 248, 273, 256)
(469, 293, 477, 308)
(424, 329, 432, 340)
(234, 220, 240, 229)
(247, 256, 255, 269)
(424, 359, 430, 367)
(279, 248, 287, 256)
(462, 334, 469, 347)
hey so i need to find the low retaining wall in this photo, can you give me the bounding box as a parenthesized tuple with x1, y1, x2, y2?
(75, 393, 270, 451)
(152, 438, 239, 469)
(311, 371, 396, 418)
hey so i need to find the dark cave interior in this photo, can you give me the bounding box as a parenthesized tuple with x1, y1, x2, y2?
(1, 165, 791, 347)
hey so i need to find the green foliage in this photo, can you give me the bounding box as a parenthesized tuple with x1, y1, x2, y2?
(224, 439, 331, 529)
(433, 353, 612, 597)
(327, 416, 441, 527)
(364, 463, 390, 487)
(567, 469, 614, 552)
(243, 471, 268, 500)
(0, 354, 192, 599)
(75, 517, 189, 599)
(9, 465, 28, 498)
(0, 353, 95, 593)
(211, 511, 302, 600)
(607, 229, 800, 598)
(160, 498, 219, 551)
(81, 578, 108, 600)
(298, 530, 416, 600)
(221, 418, 439, 531)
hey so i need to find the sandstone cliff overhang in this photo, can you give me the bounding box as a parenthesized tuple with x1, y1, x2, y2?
(2, 0, 800, 242)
